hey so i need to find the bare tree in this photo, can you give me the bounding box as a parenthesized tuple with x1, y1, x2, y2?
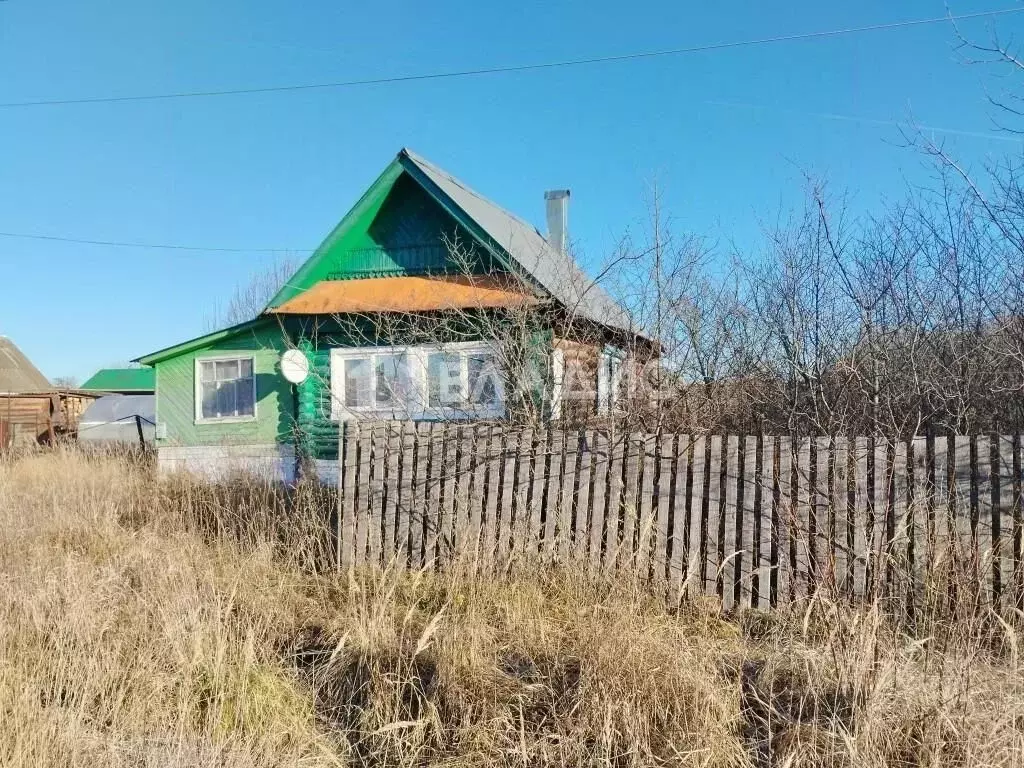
(51, 376, 79, 389)
(206, 258, 299, 331)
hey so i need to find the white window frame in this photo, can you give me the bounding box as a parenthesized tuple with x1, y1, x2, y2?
(550, 347, 565, 420)
(596, 346, 625, 416)
(330, 341, 505, 422)
(194, 355, 257, 424)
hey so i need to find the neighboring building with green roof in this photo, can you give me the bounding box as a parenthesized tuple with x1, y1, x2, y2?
(81, 367, 155, 395)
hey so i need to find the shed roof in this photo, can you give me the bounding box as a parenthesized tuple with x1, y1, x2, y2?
(81, 367, 155, 393)
(0, 337, 51, 394)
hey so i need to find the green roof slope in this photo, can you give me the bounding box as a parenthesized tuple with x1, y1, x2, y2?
(81, 367, 155, 393)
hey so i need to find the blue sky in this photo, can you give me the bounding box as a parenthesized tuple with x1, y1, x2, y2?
(1, 0, 1021, 382)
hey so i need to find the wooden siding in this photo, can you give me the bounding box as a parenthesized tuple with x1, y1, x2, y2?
(297, 345, 337, 460)
(153, 322, 294, 448)
(555, 337, 600, 421)
(272, 172, 500, 308)
(0, 391, 98, 444)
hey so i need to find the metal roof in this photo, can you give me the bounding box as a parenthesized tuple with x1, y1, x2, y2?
(400, 149, 636, 335)
(0, 336, 51, 394)
(80, 367, 155, 393)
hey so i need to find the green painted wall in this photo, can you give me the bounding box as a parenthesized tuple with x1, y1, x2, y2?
(271, 169, 501, 307)
(154, 320, 295, 447)
(152, 170, 531, 459)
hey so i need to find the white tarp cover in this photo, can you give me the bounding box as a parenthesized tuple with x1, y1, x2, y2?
(78, 394, 155, 444)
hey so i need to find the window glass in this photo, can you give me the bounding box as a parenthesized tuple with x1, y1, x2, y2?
(467, 352, 500, 407)
(333, 345, 505, 418)
(235, 376, 255, 415)
(609, 356, 623, 408)
(198, 357, 255, 420)
(374, 352, 412, 409)
(200, 381, 219, 418)
(427, 352, 462, 408)
(344, 357, 371, 409)
(215, 359, 239, 380)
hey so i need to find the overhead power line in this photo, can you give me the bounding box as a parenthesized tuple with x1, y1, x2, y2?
(1, 7, 1021, 109)
(0, 230, 307, 253)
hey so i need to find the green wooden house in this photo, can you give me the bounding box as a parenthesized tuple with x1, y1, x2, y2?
(135, 149, 647, 481)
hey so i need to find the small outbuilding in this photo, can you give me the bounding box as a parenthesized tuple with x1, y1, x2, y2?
(0, 336, 99, 447)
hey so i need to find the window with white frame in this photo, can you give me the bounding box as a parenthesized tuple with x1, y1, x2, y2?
(195, 357, 256, 422)
(331, 343, 504, 420)
(596, 347, 624, 416)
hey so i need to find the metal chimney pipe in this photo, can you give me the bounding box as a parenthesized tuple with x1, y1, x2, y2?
(544, 189, 570, 254)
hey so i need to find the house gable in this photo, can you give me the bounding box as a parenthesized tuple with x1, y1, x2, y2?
(267, 158, 514, 311)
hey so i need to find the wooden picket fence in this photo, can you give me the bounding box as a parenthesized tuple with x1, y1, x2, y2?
(335, 422, 1024, 610)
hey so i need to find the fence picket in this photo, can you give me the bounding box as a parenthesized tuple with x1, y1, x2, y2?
(655, 433, 673, 588)
(395, 422, 414, 569)
(382, 422, 402, 568)
(977, 435, 994, 599)
(354, 427, 373, 566)
(514, 429, 535, 557)
(997, 435, 1015, 605)
(891, 441, 909, 600)
(367, 425, 386, 567)
(559, 430, 581, 560)
(409, 422, 429, 568)
(721, 435, 740, 609)
(867, 439, 888, 596)
(467, 424, 487, 567)
(685, 436, 705, 597)
(704, 436, 723, 596)
(481, 425, 501, 566)
(439, 427, 460, 563)
(814, 436, 831, 591)
(1011, 436, 1019, 610)
(910, 437, 929, 601)
(832, 436, 849, 593)
(589, 431, 610, 573)
(739, 435, 757, 608)
(757, 435, 774, 609)
(572, 430, 595, 563)
(793, 438, 812, 598)
(526, 430, 545, 555)
(497, 428, 517, 562)
(932, 434, 950, 569)
(637, 434, 657, 578)
(620, 434, 641, 573)
(852, 437, 869, 597)
(776, 437, 793, 603)
(1014, 435, 1024, 610)
(542, 429, 564, 555)
(669, 434, 689, 600)
(331, 423, 1020, 612)
(605, 434, 626, 570)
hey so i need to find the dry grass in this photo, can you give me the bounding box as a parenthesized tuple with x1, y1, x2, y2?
(1, 448, 1022, 767)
